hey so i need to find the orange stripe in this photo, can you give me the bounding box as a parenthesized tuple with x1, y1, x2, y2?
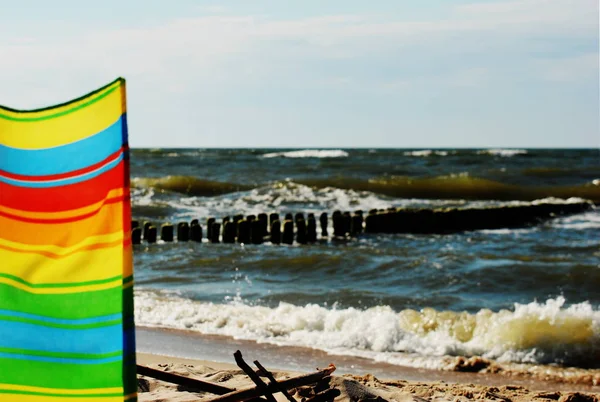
(0, 203, 125, 247)
(0, 238, 131, 260)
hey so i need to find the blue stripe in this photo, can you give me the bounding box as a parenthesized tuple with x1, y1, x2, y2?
(0, 320, 123, 355)
(0, 309, 121, 325)
(0, 115, 124, 176)
(0, 153, 123, 188)
(0, 352, 122, 365)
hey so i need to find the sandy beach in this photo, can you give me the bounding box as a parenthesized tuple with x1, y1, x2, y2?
(136, 352, 599, 402)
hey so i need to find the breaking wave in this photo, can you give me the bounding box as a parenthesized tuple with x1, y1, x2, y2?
(477, 149, 528, 157)
(135, 292, 600, 369)
(403, 150, 450, 157)
(131, 176, 253, 196)
(131, 175, 600, 203)
(262, 150, 349, 159)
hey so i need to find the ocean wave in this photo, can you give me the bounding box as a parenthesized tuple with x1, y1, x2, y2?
(477, 149, 528, 157)
(131, 175, 600, 204)
(135, 291, 600, 369)
(262, 150, 349, 159)
(131, 176, 253, 196)
(403, 150, 450, 157)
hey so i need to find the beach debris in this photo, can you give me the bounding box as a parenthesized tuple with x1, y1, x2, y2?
(205, 356, 336, 402)
(136, 364, 234, 395)
(137, 351, 337, 402)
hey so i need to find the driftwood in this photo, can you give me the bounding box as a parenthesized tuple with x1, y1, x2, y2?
(136, 364, 234, 395)
(234, 351, 277, 402)
(254, 360, 295, 402)
(205, 364, 337, 402)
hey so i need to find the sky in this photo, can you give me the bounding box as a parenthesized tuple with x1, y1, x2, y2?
(0, 0, 598, 148)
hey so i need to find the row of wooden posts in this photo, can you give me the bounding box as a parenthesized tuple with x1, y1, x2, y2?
(132, 210, 360, 245)
(131, 201, 592, 245)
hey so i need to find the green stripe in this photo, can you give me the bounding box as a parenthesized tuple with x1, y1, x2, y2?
(0, 284, 123, 319)
(0, 389, 125, 398)
(0, 347, 121, 360)
(0, 273, 123, 289)
(0, 314, 121, 330)
(0, 357, 128, 389)
(0, 78, 123, 121)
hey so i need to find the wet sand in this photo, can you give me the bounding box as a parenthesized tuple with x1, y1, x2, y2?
(136, 326, 600, 395)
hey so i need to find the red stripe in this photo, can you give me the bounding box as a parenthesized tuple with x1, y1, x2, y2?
(0, 146, 127, 181)
(0, 195, 128, 224)
(0, 160, 128, 212)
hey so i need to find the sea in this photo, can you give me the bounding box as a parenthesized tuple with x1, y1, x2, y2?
(130, 148, 600, 383)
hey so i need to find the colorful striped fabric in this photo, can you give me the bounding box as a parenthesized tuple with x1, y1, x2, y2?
(0, 78, 137, 401)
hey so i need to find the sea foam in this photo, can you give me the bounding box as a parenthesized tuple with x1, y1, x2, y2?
(135, 291, 600, 369)
(262, 150, 349, 158)
(477, 149, 528, 157)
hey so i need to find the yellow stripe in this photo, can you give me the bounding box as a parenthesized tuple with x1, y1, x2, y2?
(0, 246, 132, 286)
(0, 277, 124, 294)
(0, 189, 124, 220)
(0, 82, 124, 150)
(3, 395, 134, 402)
(0, 384, 123, 396)
(0, 232, 124, 257)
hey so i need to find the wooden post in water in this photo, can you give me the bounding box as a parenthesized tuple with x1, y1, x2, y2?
(350, 214, 363, 237)
(223, 221, 236, 243)
(161, 223, 174, 242)
(306, 216, 317, 243)
(251, 220, 264, 245)
(210, 222, 221, 243)
(319, 212, 328, 237)
(146, 226, 157, 243)
(131, 227, 142, 245)
(237, 220, 250, 244)
(206, 218, 215, 241)
(258, 213, 268, 236)
(190, 219, 199, 226)
(342, 212, 351, 236)
(177, 222, 190, 242)
(131, 220, 139, 229)
(269, 213, 279, 230)
(332, 210, 344, 237)
(247, 215, 256, 222)
(282, 220, 294, 245)
(365, 210, 377, 233)
(190, 223, 202, 242)
(296, 218, 307, 244)
(270, 220, 281, 245)
(143, 222, 152, 240)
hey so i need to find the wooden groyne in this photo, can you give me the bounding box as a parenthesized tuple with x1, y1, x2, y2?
(131, 201, 593, 245)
